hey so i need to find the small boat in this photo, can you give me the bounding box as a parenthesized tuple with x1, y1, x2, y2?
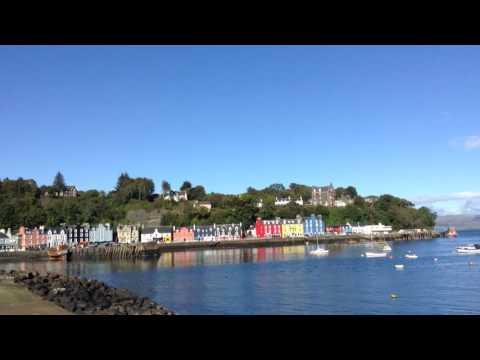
(48, 245, 69, 260)
(310, 248, 329, 256)
(383, 244, 392, 252)
(405, 254, 418, 259)
(364, 252, 388, 258)
(394, 264, 404, 270)
(456, 244, 480, 254)
(309, 239, 329, 256)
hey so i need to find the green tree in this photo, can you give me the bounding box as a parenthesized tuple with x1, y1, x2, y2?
(180, 181, 192, 192)
(53, 172, 66, 193)
(116, 172, 130, 191)
(188, 186, 206, 201)
(161, 180, 171, 194)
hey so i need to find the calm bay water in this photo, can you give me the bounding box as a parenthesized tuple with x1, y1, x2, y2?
(3, 230, 480, 314)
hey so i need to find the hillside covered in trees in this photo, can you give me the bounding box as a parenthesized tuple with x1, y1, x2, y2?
(0, 173, 437, 231)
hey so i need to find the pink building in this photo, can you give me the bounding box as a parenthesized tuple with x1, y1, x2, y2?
(173, 226, 195, 242)
(18, 226, 48, 250)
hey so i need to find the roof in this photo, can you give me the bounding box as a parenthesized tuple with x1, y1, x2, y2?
(0, 232, 9, 239)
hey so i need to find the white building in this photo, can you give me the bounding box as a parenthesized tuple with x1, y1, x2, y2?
(0, 228, 17, 252)
(89, 223, 113, 243)
(46, 228, 68, 248)
(274, 196, 304, 206)
(351, 223, 393, 235)
(334, 200, 347, 207)
(192, 201, 212, 212)
(256, 199, 264, 208)
(163, 191, 188, 202)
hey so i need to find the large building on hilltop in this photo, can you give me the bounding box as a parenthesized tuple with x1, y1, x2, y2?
(311, 184, 336, 207)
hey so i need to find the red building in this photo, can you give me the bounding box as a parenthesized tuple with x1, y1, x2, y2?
(325, 225, 343, 234)
(255, 218, 282, 238)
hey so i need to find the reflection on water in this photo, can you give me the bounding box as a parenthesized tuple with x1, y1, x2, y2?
(157, 245, 308, 268)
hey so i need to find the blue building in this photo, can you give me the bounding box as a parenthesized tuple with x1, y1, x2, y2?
(193, 225, 216, 241)
(89, 223, 113, 243)
(303, 214, 324, 236)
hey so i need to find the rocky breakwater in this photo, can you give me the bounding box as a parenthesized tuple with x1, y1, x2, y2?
(0, 269, 175, 315)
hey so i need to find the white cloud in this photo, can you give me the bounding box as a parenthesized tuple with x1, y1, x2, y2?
(449, 136, 480, 150)
(410, 191, 480, 215)
(463, 136, 480, 150)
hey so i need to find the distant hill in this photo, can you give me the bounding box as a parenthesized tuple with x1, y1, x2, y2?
(436, 215, 480, 230)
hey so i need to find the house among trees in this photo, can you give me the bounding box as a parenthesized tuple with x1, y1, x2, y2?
(311, 184, 336, 207)
(163, 191, 188, 202)
(274, 196, 304, 206)
(192, 200, 212, 211)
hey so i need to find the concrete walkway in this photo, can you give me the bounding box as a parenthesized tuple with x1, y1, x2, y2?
(0, 278, 71, 315)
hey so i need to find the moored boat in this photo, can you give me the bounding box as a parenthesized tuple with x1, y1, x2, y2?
(405, 254, 418, 259)
(309, 248, 329, 256)
(364, 252, 387, 258)
(48, 245, 69, 260)
(456, 244, 480, 254)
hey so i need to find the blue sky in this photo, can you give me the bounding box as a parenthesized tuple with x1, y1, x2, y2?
(1, 45, 479, 214)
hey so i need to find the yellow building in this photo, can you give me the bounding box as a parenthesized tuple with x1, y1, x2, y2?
(281, 221, 304, 238)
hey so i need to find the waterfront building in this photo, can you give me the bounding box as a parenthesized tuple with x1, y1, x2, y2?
(213, 223, 243, 240)
(141, 226, 173, 243)
(303, 214, 324, 236)
(89, 223, 113, 243)
(17, 226, 48, 250)
(46, 228, 67, 248)
(274, 196, 304, 206)
(325, 225, 344, 234)
(117, 224, 140, 244)
(66, 225, 90, 246)
(311, 184, 336, 207)
(245, 225, 256, 238)
(351, 223, 392, 235)
(173, 226, 195, 242)
(280, 216, 304, 238)
(193, 224, 216, 241)
(0, 228, 17, 251)
(255, 218, 281, 238)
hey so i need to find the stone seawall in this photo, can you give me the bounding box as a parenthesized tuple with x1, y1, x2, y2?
(0, 269, 175, 315)
(0, 250, 48, 260)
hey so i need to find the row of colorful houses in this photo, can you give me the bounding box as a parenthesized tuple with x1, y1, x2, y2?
(9, 215, 393, 250)
(17, 224, 113, 250)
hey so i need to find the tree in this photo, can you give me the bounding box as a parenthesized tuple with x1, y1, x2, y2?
(116, 172, 130, 191)
(345, 186, 358, 199)
(188, 185, 206, 201)
(53, 172, 66, 193)
(180, 181, 192, 192)
(161, 180, 171, 194)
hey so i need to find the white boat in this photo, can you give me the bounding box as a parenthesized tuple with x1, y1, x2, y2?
(309, 240, 329, 256)
(394, 264, 404, 269)
(310, 248, 329, 256)
(383, 244, 392, 251)
(456, 244, 480, 254)
(364, 252, 388, 258)
(405, 254, 418, 259)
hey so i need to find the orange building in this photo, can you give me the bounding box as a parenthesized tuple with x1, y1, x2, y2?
(173, 226, 195, 242)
